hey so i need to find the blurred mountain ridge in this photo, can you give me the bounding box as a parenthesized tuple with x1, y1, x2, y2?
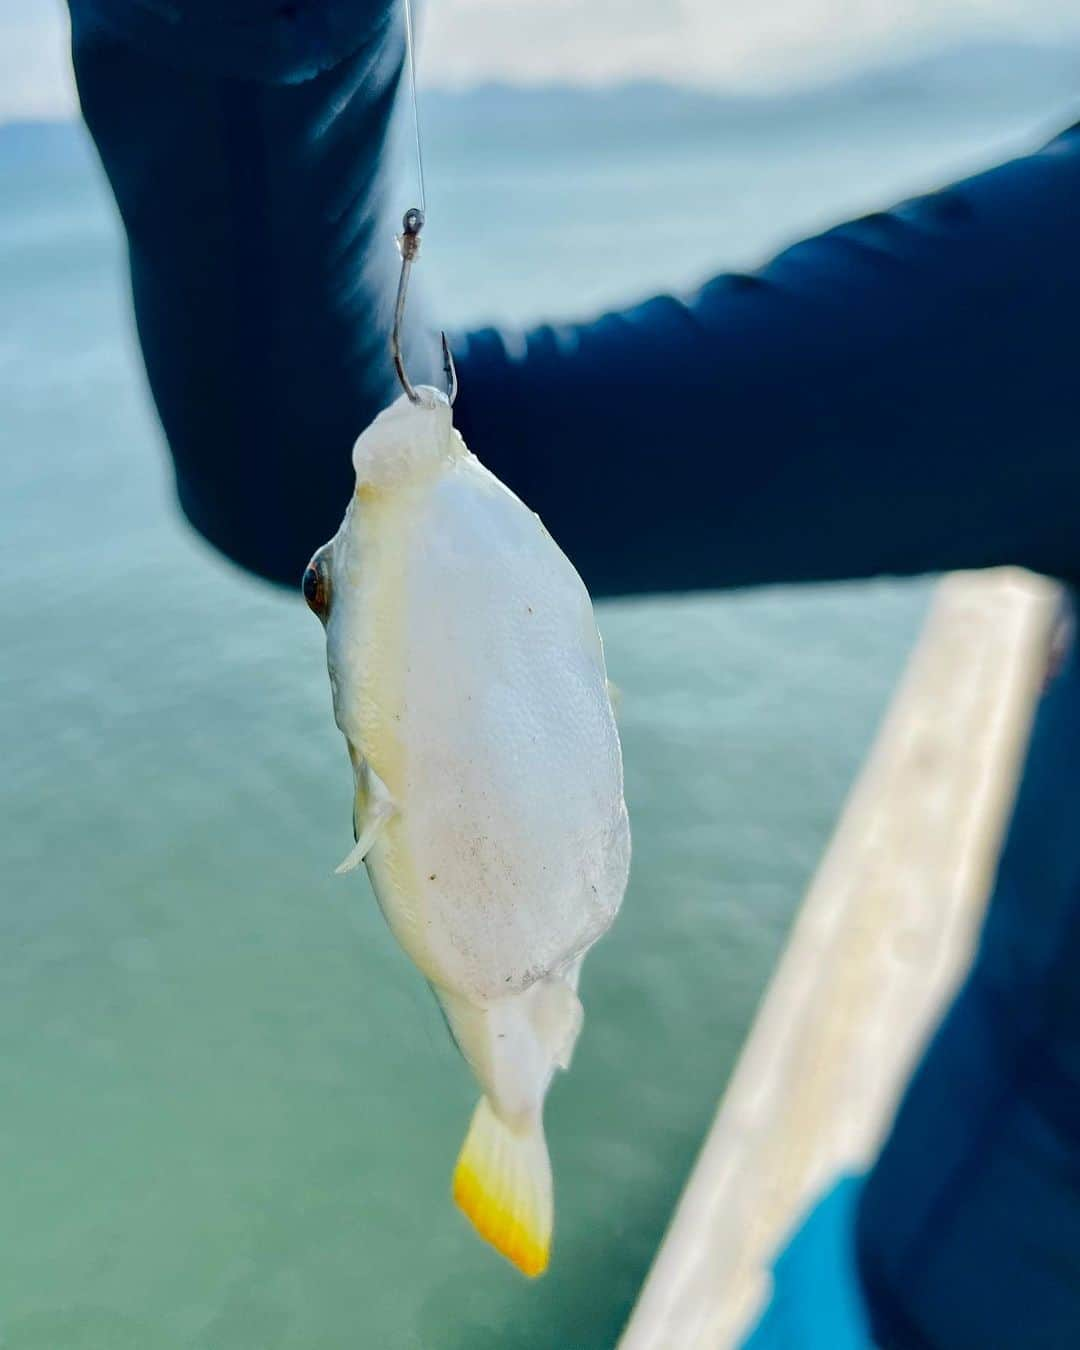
(4, 37, 1080, 148)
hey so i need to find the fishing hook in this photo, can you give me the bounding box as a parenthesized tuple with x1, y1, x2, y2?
(391, 208, 458, 406)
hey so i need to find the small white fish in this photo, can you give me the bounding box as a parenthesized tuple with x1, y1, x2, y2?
(304, 389, 630, 1275)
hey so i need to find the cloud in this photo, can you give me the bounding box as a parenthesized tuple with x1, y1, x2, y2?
(419, 0, 1080, 88)
(0, 5, 75, 121)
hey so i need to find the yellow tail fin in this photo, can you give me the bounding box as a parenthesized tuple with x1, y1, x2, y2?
(452, 1096, 553, 1277)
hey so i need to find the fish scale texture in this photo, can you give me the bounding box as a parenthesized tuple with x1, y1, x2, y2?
(327, 393, 629, 1005)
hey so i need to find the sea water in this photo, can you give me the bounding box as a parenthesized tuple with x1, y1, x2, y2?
(1, 63, 1075, 1349)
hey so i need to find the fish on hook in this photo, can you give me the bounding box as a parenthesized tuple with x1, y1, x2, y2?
(303, 389, 631, 1275)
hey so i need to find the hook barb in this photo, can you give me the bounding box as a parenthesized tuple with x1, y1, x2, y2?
(441, 331, 458, 406)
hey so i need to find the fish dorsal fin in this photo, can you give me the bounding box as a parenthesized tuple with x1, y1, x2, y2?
(526, 974, 583, 1072)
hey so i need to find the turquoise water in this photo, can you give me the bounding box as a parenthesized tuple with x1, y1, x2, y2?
(2, 74, 1075, 1348)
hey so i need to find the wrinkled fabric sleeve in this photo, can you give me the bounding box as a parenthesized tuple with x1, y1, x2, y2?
(455, 123, 1080, 596)
(69, 0, 440, 583)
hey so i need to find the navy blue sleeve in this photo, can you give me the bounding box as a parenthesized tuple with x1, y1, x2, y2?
(70, 0, 1080, 594)
(456, 127, 1080, 596)
(69, 0, 441, 583)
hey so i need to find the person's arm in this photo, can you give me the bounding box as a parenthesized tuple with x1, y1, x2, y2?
(71, 0, 1080, 593)
(457, 123, 1080, 596)
(70, 0, 439, 583)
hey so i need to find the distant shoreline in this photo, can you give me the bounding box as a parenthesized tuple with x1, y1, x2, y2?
(4, 37, 1080, 139)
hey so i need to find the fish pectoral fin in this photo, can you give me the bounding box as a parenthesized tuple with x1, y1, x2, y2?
(453, 1096, 552, 1277)
(335, 763, 396, 875)
(334, 805, 392, 874)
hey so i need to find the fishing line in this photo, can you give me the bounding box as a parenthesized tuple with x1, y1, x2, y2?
(402, 0, 427, 218)
(391, 0, 457, 404)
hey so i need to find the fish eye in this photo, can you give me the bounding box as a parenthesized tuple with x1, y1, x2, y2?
(302, 555, 331, 621)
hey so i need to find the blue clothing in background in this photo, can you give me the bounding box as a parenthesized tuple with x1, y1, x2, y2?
(68, 3, 1080, 1345)
(856, 591, 1080, 1349)
(743, 1177, 873, 1350)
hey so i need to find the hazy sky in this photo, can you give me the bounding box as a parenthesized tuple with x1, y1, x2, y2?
(5, 0, 1080, 121)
